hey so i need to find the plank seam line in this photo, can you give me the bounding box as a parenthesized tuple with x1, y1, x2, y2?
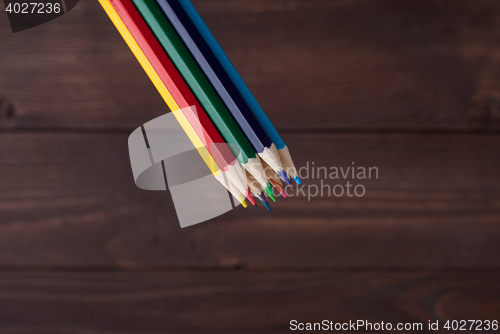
(1, 128, 500, 135)
(0, 266, 499, 273)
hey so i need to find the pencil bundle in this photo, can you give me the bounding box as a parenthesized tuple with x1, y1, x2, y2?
(99, 0, 301, 211)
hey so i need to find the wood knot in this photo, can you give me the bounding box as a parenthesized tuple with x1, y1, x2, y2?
(0, 98, 15, 119)
(441, 25, 456, 34)
(463, 96, 500, 131)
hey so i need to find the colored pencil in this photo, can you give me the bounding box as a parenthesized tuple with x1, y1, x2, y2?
(177, 0, 302, 185)
(98, 0, 250, 204)
(154, 0, 290, 183)
(108, 0, 251, 194)
(246, 172, 272, 211)
(224, 179, 249, 208)
(129, 0, 272, 195)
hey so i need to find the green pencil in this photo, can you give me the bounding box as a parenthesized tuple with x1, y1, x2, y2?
(131, 0, 271, 193)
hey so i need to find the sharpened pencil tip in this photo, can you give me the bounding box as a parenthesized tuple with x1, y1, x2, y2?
(270, 179, 287, 198)
(278, 170, 291, 185)
(293, 176, 302, 185)
(257, 192, 268, 204)
(245, 189, 256, 206)
(258, 198, 272, 211)
(236, 195, 248, 208)
(268, 192, 276, 202)
(264, 184, 273, 197)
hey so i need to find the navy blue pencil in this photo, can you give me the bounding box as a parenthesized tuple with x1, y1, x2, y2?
(154, 0, 290, 184)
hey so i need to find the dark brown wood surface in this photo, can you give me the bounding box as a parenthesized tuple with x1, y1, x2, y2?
(0, 0, 499, 332)
(0, 271, 498, 334)
(2, 0, 500, 131)
(1, 133, 499, 268)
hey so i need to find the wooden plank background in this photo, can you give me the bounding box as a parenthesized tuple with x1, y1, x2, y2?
(0, 0, 499, 332)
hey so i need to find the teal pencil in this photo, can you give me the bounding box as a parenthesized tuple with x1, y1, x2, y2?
(176, 0, 301, 185)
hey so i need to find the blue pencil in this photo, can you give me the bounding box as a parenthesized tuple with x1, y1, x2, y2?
(155, 0, 290, 184)
(176, 0, 301, 185)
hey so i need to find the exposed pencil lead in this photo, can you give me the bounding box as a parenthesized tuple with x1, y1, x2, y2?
(256, 192, 268, 204)
(270, 179, 287, 198)
(268, 191, 276, 203)
(245, 188, 256, 206)
(264, 183, 273, 197)
(293, 176, 302, 185)
(278, 170, 291, 185)
(240, 198, 248, 208)
(258, 197, 272, 211)
(277, 186, 287, 198)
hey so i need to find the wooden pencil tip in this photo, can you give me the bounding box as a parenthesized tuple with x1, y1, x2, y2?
(278, 170, 291, 185)
(258, 198, 272, 211)
(257, 192, 268, 204)
(264, 184, 273, 197)
(236, 195, 248, 208)
(270, 180, 287, 198)
(245, 189, 256, 206)
(293, 176, 302, 185)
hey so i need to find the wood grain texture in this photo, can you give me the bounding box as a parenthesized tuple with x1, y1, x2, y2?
(0, 271, 497, 333)
(1, 133, 499, 267)
(1, 1, 500, 328)
(1, 0, 500, 130)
